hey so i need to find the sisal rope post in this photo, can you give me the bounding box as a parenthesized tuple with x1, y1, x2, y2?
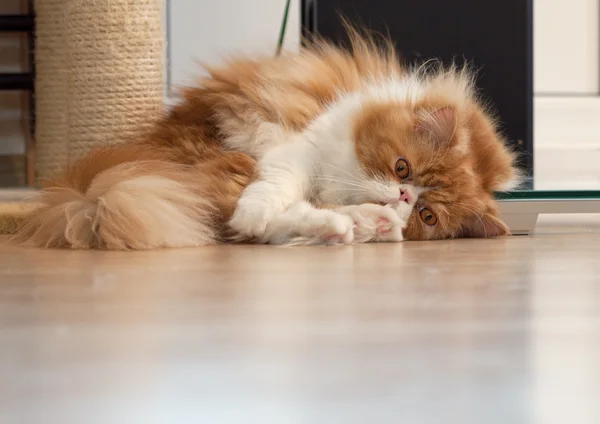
(34, 0, 165, 183)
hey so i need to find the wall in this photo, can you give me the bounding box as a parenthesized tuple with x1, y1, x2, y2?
(165, 0, 300, 104)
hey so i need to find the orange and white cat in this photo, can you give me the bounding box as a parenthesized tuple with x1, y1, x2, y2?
(15, 32, 520, 249)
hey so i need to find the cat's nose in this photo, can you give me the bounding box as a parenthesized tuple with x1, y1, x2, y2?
(399, 189, 412, 204)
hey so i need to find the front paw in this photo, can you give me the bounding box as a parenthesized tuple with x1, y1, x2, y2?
(229, 199, 276, 239)
(266, 207, 355, 246)
(337, 204, 406, 243)
(305, 212, 355, 245)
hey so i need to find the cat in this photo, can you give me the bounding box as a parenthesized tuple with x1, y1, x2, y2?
(14, 30, 520, 250)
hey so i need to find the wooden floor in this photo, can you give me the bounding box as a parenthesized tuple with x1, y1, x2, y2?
(1, 215, 599, 424)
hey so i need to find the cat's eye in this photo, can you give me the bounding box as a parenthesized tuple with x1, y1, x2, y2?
(419, 207, 438, 226)
(394, 157, 410, 180)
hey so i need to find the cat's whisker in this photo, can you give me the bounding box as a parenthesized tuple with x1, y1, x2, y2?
(314, 184, 363, 191)
(315, 183, 370, 194)
(314, 189, 355, 206)
(423, 142, 451, 170)
(325, 163, 381, 182)
(436, 209, 455, 235)
(321, 170, 364, 183)
(433, 145, 453, 168)
(313, 184, 366, 195)
(452, 202, 486, 221)
(323, 163, 365, 174)
(314, 187, 364, 195)
(314, 176, 372, 190)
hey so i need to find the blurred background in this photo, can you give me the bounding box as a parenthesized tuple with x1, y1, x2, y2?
(0, 0, 598, 190)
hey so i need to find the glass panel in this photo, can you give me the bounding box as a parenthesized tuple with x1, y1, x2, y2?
(496, 176, 600, 200)
(498, 190, 600, 201)
(519, 1, 600, 203)
(498, 179, 600, 200)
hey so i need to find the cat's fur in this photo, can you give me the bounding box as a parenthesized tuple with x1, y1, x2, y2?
(15, 31, 520, 249)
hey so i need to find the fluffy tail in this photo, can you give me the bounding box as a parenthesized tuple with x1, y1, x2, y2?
(14, 147, 219, 250)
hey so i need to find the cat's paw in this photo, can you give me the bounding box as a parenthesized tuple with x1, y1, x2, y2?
(305, 212, 355, 245)
(229, 198, 277, 239)
(337, 203, 406, 243)
(267, 208, 355, 246)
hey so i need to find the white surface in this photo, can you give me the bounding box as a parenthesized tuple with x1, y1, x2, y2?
(535, 97, 600, 146)
(166, 0, 300, 99)
(534, 96, 600, 190)
(500, 212, 538, 236)
(500, 199, 600, 215)
(499, 199, 600, 235)
(534, 147, 600, 191)
(534, 0, 599, 94)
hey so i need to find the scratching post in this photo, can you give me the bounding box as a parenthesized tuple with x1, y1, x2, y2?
(34, 0, 164, 182)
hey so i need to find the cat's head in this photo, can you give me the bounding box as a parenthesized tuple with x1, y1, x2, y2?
(317, 68, 521, 240)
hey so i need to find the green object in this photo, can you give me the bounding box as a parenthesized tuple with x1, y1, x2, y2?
(276, 0, 291, 56)
(496, 189, 600, 201)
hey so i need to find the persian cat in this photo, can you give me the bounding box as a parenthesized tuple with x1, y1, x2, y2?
(15, 31, 520, 249)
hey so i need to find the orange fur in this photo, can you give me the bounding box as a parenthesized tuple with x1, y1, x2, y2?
(15, 143, 255, 249)
(15, 30, 518, 249)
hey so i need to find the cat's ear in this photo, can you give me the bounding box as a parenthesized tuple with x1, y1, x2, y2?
(460, 212, 510, 238)
(415, 106, 457, 145)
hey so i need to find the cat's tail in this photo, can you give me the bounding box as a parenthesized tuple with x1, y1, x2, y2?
(13, 145, 220, 250)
